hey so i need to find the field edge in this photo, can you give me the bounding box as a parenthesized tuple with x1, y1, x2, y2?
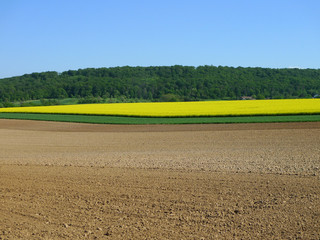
(1, 112, 320, 124)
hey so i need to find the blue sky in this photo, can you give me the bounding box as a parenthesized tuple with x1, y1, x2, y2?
(1, 0, 319, 78)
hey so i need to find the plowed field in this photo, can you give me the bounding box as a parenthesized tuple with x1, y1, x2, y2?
(1, 120, 320, 239)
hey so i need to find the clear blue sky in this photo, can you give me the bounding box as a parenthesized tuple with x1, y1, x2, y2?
(1, 0, 319, 78)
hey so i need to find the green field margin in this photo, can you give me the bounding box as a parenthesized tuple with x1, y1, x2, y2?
(1, 112, 320, 124)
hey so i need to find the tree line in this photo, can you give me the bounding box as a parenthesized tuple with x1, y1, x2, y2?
(0, 65, 319, 105)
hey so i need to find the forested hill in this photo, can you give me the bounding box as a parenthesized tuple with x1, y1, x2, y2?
(1, 65, 320, 103)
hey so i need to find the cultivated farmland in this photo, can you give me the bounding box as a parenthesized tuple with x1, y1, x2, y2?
(1, 98, 320, 117)
(1, 119, 319, 239)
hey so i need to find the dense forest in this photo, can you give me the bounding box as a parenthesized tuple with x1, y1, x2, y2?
(0, 65, 319, 106)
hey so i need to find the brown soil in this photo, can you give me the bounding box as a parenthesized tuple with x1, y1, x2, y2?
(1, 119, 320, 239)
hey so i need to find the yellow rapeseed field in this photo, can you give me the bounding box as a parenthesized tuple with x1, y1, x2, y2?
(0, 99, 319, 117)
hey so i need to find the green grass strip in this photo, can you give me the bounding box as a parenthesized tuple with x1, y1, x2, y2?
(1, 112, 320, 124)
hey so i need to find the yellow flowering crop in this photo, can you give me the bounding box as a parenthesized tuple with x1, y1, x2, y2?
(0, 99, 319, 117)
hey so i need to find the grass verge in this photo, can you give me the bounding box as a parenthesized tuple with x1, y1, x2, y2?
(1, 113, 320, 124)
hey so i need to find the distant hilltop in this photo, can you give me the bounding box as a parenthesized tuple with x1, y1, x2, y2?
(0, 65, 319, 105)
